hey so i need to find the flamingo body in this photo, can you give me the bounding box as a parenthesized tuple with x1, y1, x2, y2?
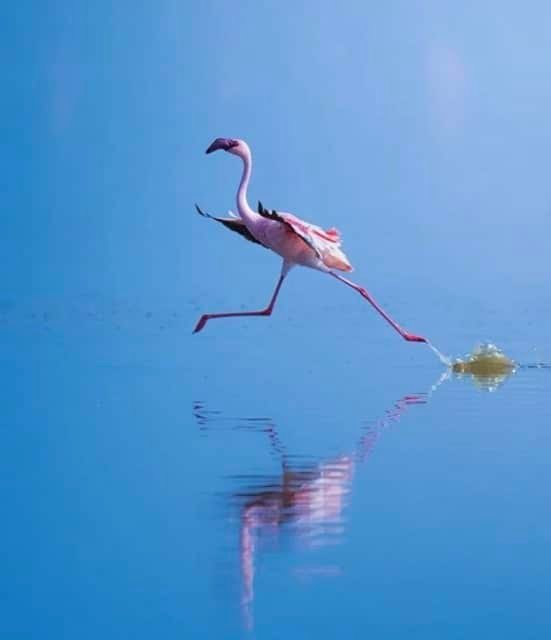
(193, 137, 427, 344)
(254, 205, 352, 272)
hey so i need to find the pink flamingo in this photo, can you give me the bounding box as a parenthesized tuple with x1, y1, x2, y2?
(193, 137, 427, 343)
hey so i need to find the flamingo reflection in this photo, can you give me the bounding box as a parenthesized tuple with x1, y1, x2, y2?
(193, 361, 521, 629)
(194, 391, 428, 630)
(238, 454, 354, 629)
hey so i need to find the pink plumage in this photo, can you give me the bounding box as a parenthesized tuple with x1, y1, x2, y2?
(263, 210, 352, 272)
(193, 137, 426, 344)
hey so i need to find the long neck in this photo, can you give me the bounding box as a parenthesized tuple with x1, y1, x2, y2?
(236, 149, 258, 225)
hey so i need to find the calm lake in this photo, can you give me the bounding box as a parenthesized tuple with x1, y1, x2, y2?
(3, 285, 550, 638)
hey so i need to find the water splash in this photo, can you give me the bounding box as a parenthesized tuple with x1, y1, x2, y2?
(427, 340, 517, 373)
(426, 341, 518, 391)
(451, 342, 516, 375)
(450, 342, 517, 392)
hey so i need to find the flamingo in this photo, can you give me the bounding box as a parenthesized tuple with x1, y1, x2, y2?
(193, 137, 427, 343)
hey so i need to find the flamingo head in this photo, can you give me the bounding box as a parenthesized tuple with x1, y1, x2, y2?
(206, 137, 247, 157)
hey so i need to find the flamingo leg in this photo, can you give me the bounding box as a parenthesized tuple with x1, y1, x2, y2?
(193, 272, 286, 334)
(328, 271, 427, 343)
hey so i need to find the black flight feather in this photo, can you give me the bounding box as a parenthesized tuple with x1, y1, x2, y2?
(194, 202, 321, 259)
(194, 204, 267, 248)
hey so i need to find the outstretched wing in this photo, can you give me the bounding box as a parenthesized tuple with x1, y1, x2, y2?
(195, 204, 267, 248)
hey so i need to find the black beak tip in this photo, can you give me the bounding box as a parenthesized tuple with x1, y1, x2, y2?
(206, 138, 224, 154)
(205, 137, 236, 155)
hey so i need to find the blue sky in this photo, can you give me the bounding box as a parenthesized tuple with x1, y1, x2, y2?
(5, 1, 551, 323)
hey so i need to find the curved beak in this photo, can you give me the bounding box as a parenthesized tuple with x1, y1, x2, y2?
(206, 138, 233, 154)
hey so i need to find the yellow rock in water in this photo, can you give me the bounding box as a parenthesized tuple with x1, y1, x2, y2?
(451, 343, 516, 391)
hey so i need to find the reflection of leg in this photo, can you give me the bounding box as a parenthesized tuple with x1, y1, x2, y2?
(240, 505, 256, 632)
(193, 272, 286, 334)
(328, 271, 427, 342)
(356, 393, 428, 461)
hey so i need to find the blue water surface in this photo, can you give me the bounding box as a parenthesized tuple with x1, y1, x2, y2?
(3, 290, 551, 638)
